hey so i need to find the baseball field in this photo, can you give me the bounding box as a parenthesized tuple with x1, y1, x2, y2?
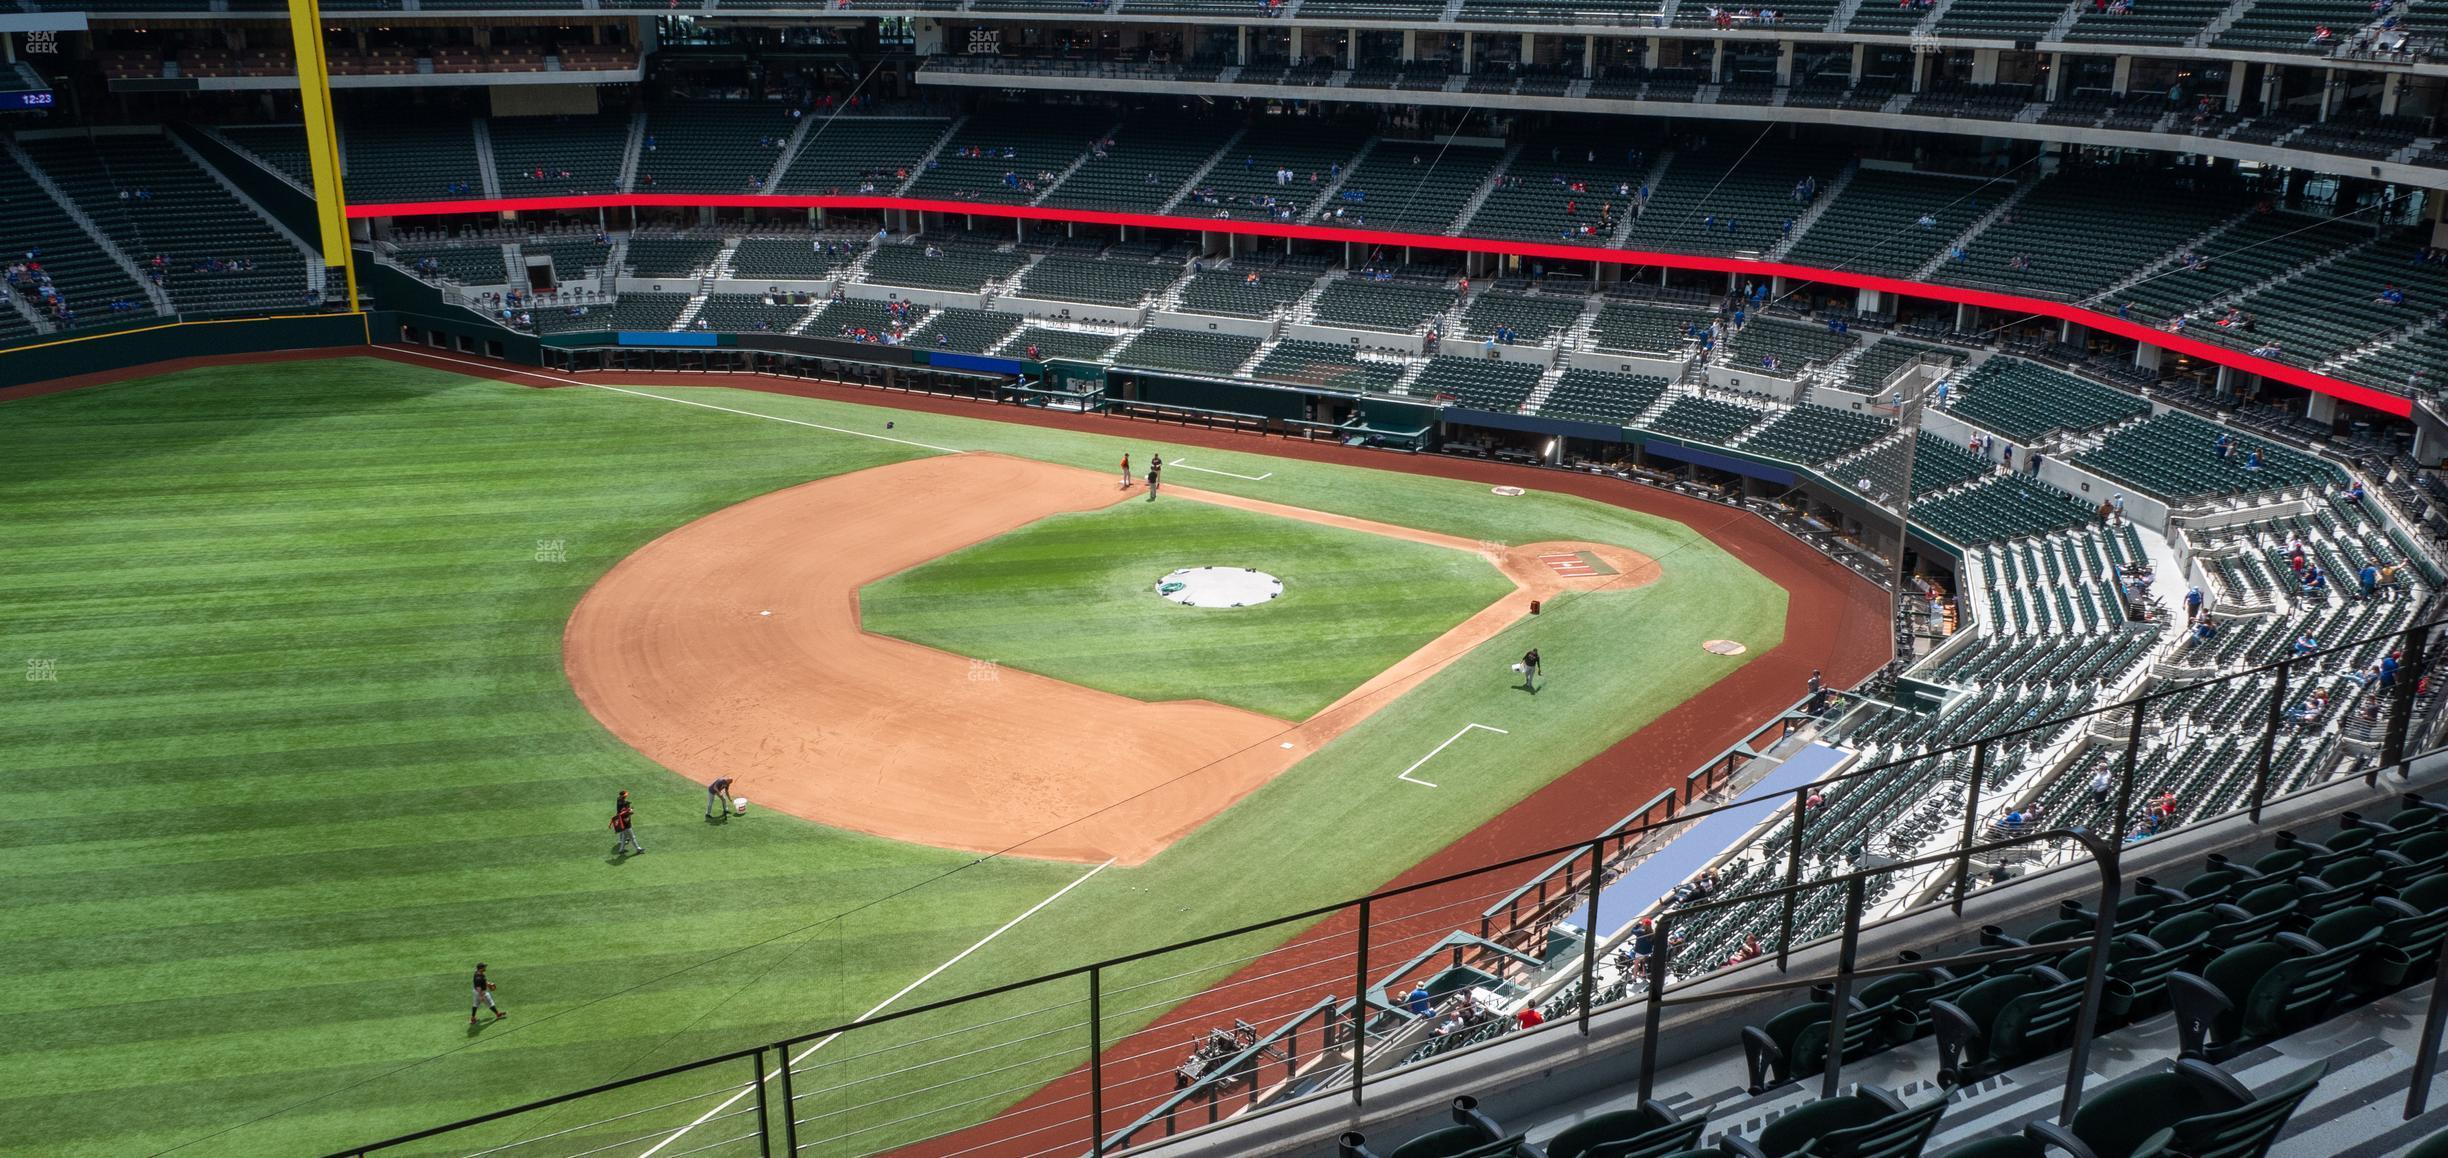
(0, 351, 1882, 1157)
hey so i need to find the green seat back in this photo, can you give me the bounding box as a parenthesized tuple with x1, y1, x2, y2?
(2150, 1063, 2323, 1158)
(1389, 1125, 1504, 1158)
(1547, 1106, 1702, 1158)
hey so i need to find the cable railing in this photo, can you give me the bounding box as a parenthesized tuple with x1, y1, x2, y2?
(330, 614, 2445, 1158)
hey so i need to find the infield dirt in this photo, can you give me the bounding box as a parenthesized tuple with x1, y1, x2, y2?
(563, 452, 1652, 864)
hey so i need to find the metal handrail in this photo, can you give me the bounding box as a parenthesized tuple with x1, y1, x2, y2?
(333, 614, 2442, 1158)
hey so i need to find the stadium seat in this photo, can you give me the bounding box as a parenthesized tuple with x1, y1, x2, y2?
(1722, 1085, 1947, 1158)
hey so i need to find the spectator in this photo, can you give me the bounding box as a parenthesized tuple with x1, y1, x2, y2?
(1406, 984, 1432, 1017)
(1514, 1006, 1544, 1030)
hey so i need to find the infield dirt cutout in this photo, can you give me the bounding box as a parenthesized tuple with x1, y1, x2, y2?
(565, 453, 1655, 864)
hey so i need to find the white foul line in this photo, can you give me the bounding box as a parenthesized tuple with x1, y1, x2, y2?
(1164, 457, 1273, 482)
(636, 857, 1116, 1158)
(1397, 723, 1509, 788)
(391, 349, 966, 454)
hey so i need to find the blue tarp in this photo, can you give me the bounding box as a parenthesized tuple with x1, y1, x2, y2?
(618, 330, 717, 347)
(926, 350, 1025, 376)
(1593, 741, 1851, 923)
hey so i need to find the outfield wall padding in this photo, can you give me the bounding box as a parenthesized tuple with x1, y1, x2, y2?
(0, 312, 373, 392)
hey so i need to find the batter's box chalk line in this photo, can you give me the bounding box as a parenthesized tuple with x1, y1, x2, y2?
(1397, 723, 1510, 788)
(1164, 457, 1273, 482)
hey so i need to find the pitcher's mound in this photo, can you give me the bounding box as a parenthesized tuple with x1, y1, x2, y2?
(1156, 567, 1283, 608)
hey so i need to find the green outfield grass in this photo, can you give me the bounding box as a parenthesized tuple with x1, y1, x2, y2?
(0, 358, 1784, 1157)
(863, 500, 1515, 720)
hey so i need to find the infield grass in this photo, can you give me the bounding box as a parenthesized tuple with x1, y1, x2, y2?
(862, 500, 1515, 720)
(0, 357, 1787, 1157)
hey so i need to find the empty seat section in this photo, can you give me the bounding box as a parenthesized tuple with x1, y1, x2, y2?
(1785, 170, 2005, 278)
(1946, 356, 2150, 441)
(777, 118, 948, 195)
(1038, 120, 1236, 214)
(1310, 279, 1455, 333)
(1117, 328, 1261, 375)
(862, 244, 1025, 292)
(638, 102, 796, 193)
(489, 114, 631, 197)
(901, 110, 1108, 206)
(341, 113, 480, 203)
(1536, 370, 1670, 425)
(1407, 356, 1543, 411)
(1250, 340, 1407, 392)
(1313, 146, 1507, 234)
(1013, 257, 1180, 306)
(22, 134, 307, 317)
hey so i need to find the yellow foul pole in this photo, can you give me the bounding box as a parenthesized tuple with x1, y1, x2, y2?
(285, 0, 357, 312)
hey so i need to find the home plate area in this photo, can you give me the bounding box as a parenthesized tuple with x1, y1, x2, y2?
(1536, 551, 1620, 580)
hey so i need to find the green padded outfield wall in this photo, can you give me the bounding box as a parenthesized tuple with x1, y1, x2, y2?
(0, 313, 376, 392)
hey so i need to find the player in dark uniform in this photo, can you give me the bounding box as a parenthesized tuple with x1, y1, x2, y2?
(1521, 648, 1541, 691)
(471, 963, 506, 1024)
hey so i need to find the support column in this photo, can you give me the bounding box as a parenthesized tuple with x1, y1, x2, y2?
(1858, 287, 1883, 313)
(1402, 29, 1417, 61)
(1850, 42, 1864, 82)
(2226, 62, 2247, 110)
(2110, 55, 2132, 95)
(1711, 38, 1724, 83)
(2308, 392, 2340, 425)
(1349, 29, 1358, 67)
(1776, 40, 1794, 86)
(2045, 52, 2063, 100)
(1461, 31, 1472, 72)
(1955, 301, 1973, 331)
(1237, 25, 1248, 66)
(1912, 48, 1929, 92)
(2320, 68, 2337, 120)
(1583, 34, 1595, 77)
(2134, 344, 2162, 373)
(1290, 26, 1303, 58)
(2383, 72, 2403, 116)
(2259, 63, 2282, 111)
(1971, 48, 1999, 84)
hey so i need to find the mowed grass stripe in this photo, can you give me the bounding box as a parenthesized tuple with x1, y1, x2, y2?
(0, 360, 1782, 1156)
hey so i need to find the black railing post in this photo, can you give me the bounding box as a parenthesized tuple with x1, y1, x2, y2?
(2407, 937, 2448, 1119)
(2114, 698, 2144, 842)
(775, 1040, 800, 1157)
(1089, 966, 1106, 1156)
(1580, 839, 1604, 1035)
(1351, 898, 1371, 1107)
(2383, 623, 2432, 780)
(1954, 740, 1989, 915)
(1821, 876, 1868, 1098)
(2060, 835, 2124, 1128)
(2252, 660, 2288, 824)
(1778, 786, 1808, 971)
(751, 1047, 772, 1158)
(1638, 914, 1671, 1104)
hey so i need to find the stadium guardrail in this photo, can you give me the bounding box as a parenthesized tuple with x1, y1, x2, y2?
(327, 615, 2445, 1158)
